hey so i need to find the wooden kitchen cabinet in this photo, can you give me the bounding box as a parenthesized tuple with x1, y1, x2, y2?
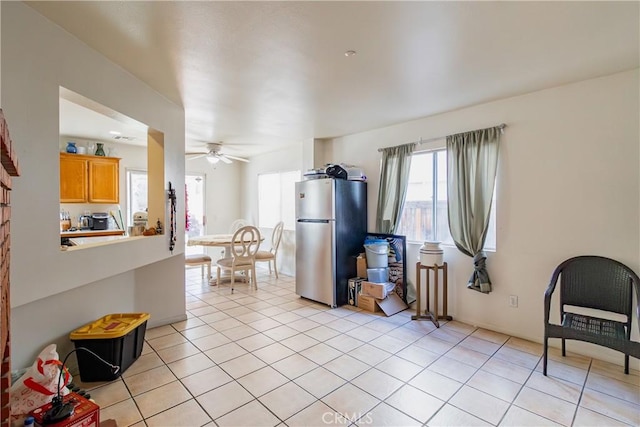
(60, 154, 88, 202)
(88, 156, 119, 203)
(60, 153, 120, 203)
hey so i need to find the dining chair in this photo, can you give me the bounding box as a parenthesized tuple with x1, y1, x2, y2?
(216, 225, 261, 293)
(255, 221, 284, 278)
(229, 219, 250, 233)
(221, 219, 250, 258)
(185, 253, 212, 280)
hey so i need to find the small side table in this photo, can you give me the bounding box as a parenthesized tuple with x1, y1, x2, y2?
(412, 262, 453, 327)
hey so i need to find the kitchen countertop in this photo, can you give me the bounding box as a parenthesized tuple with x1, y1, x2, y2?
(61, 234, 149, 251)
(61, 229, 125, 238)
(68, 235, 130, 245)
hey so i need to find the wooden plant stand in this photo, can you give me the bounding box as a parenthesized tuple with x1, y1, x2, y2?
(412, 262, 453, 328)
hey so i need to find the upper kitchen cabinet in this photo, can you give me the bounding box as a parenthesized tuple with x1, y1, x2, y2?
(88, 156, 119, 203)
(59, 153, 88, 202)
(60, 153, 120, 203)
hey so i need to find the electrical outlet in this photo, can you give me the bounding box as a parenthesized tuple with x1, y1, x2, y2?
(509, 295, 518, 308)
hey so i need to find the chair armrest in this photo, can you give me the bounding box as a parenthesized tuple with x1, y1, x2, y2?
(544, 268, 563, 324)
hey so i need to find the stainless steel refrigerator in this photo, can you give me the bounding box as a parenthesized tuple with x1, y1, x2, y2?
(295, 178, 367, 307)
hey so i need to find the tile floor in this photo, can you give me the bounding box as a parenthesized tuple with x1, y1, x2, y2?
(75, 267, 640, 426)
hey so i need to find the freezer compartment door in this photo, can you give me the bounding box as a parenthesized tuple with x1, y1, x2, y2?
(295, 220, 335, 306)
(295, 179, 334, 220)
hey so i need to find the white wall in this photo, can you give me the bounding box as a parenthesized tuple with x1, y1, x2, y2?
(185, 156, 242, 260)
(195, 158, 242, 235)
(241, 145, 304, 276)
(2, 3, 186, 368)
(327, 70, 640, 365)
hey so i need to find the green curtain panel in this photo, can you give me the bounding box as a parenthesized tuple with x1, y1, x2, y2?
(447, 126, 501, 293)
(376, 143, 416, 233)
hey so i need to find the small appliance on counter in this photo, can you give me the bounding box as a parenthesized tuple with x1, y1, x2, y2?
(133, 211, 148, 227)
(91, 212, 109, 230)
(77, 213, 92, 230)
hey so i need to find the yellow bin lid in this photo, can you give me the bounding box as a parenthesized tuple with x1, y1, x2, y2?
(70, 313, 150, 340)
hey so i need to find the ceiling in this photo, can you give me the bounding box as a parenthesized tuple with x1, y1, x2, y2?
(31, 1, 639, 157)
(60, 88, 149, 147)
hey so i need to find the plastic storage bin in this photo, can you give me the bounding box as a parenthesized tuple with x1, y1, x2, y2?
(367, 267, 389, 283)
(364, 239, 389, 268)
(70, 313, 150, 381)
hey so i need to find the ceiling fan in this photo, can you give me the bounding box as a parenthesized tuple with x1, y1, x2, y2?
(186, 142, 249, 164)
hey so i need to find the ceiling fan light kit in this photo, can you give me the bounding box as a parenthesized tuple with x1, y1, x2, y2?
(187, 142, 249, 164)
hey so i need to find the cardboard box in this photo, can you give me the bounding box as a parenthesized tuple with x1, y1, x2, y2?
(357, 293, 381, 313)
(356, 253, 368, 279)
(348, 278, 363, 306)
(361, 281, 395, 299)
(357, 292, 408, 316)
(377, 293, 408, 316)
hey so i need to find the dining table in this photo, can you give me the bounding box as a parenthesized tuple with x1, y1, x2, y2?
(187, 233, 264, 285)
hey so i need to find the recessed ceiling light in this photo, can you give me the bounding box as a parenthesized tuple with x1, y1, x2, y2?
(344, 50, 357, 57)
(109, 130, 121, 135)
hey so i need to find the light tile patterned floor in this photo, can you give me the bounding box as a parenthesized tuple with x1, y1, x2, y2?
(76, 268, 640, 426)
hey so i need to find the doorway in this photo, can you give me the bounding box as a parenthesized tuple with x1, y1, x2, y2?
(185, 173, 206, 256)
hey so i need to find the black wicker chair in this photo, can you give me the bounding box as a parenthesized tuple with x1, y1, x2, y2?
(543, 256, 640, 375)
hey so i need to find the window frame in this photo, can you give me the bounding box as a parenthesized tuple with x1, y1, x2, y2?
(397, 148, 497, 251)
(257, 170, 301, 231)
(126, 168, 148, 228)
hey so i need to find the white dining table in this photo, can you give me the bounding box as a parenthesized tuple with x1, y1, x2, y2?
(187, 233, 264, 285)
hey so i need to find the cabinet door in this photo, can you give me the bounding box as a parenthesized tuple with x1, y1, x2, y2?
(88, 157, 119, 203)
(60, 155, 88, 202)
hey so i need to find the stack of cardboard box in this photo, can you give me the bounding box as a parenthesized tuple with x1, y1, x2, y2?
(352, 253, 407, 316)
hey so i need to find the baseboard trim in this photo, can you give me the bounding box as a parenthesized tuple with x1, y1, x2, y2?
(147, 314, 188, 329)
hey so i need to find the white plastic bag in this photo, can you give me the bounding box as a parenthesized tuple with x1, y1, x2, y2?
(9, 344, 72, 416)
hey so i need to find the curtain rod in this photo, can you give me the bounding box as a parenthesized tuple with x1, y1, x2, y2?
(377, 123, 506, 152)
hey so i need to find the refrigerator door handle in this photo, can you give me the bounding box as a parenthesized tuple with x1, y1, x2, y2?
(297, 219, 331, 223)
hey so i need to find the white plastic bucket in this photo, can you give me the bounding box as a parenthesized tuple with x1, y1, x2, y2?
(364, 242, 389, 268)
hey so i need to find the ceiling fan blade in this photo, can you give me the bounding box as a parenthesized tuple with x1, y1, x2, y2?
(225, 154, 250, 163)
(186, 153, 207, 160)
(219, 154, 233, 164)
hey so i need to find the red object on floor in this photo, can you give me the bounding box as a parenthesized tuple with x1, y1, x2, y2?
(30, 393, 99, 427)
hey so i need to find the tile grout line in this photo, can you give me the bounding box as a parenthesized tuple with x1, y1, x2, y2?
(96, 270, 638, 427)
(186, 274, 465, 426)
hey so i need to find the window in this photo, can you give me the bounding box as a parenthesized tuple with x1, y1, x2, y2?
(126, 169, 148, 226)
(396, 149, 496, 250)
(258, 170, 300, 230)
